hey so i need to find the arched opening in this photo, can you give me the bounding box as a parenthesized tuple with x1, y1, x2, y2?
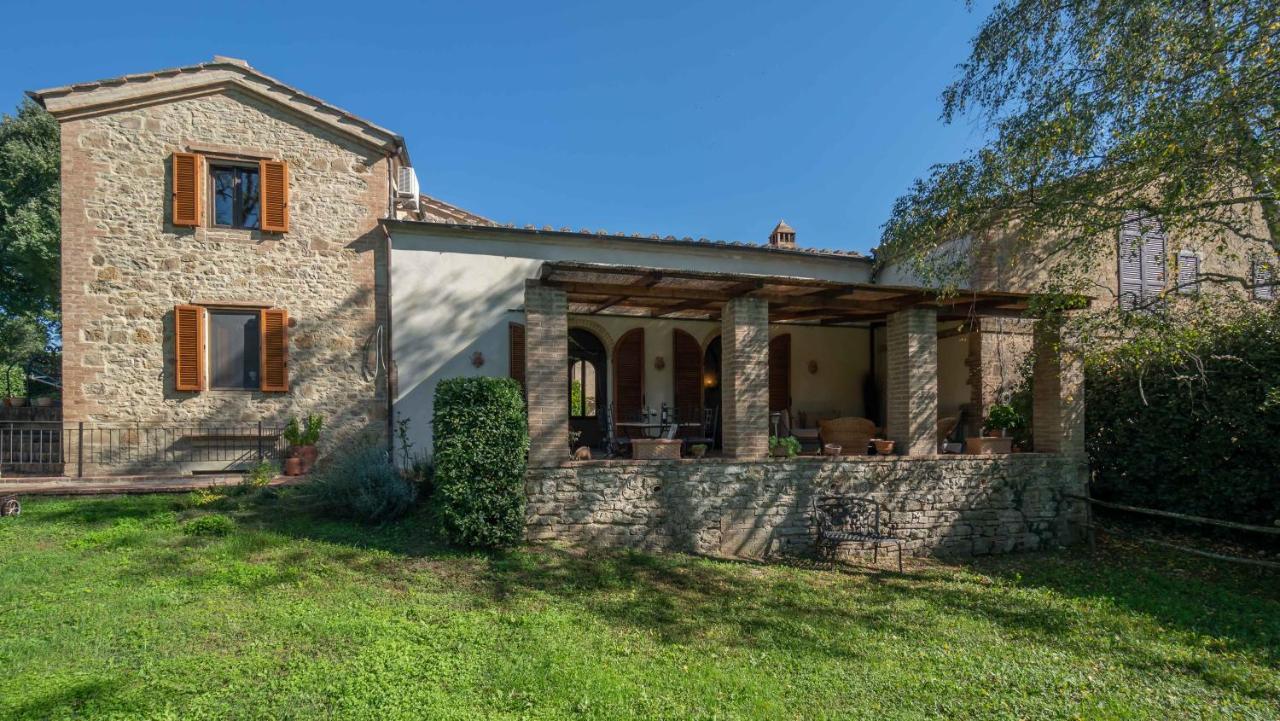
(569, 328, 606, 449)
(702, 335, 722, 447)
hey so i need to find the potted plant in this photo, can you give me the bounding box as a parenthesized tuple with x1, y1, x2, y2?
(872, 438, 896, 455)
(769, 435, 800, 458)
(967, 403, 1021, 454)
(688, 443, 708, 459)
(283, 413, 323, 475)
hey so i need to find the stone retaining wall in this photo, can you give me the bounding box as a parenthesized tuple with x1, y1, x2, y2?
(525, 455, 1087, 559)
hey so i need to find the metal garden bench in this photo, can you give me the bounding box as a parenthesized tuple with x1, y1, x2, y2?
(811, 495, 904, 572)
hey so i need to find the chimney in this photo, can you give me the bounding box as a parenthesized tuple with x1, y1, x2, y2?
(769, 220, 796, 248)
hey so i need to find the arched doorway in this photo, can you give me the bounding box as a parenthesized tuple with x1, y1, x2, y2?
(702, 335, 722, 447)
(569, 328, 606, 449)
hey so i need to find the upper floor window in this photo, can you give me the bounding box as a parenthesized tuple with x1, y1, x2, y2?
(1253, 256, 1276, 302)
(210, 164, 260, 230)
(1118, 213, 1166, 311)
(171, 152, 289, 232)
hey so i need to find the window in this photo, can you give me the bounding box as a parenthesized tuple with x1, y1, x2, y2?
(173, 305, 288, 392)
(210, 164, 260, 229)
(208, 310, 261, 389)
(1253, 257, 1276, 301)
(1176, 251, 1201, 296)
(1118, 213, 1166, 310)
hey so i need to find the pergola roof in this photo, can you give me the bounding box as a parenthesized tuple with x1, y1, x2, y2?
(538, 261, 1043, 324)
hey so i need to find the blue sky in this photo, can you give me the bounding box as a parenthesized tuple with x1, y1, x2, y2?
(3, 1, 992, 254)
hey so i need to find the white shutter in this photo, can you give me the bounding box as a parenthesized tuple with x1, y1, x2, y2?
(1140, 216, 1166, 301)
(1254, 258, 1275, 301)
(1176, 251, 1200, 296)
(1118, 216, 1144, 310)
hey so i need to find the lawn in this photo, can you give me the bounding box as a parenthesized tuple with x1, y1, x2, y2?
(0, 490, 1276, 720)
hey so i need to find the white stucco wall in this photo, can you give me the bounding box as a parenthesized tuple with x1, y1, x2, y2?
(937, 330, 971, 419)
(389, 225, 878, 452)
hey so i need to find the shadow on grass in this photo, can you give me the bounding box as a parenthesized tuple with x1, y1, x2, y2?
(25, 491, 1280, 702)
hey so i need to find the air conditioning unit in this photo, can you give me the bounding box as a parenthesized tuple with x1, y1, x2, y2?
(395, 166, 420, 209)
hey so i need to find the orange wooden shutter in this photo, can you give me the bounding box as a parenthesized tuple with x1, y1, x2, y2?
(509, 323, 526, 391)
(260, 308, 289, 392)
(672, 329, 702, 427)
(259, 160, 289, 232)
(769, 333, 791, 412)
(174, 304, 206, 391)
(171, 153, 201, 227)
(613, 328, 645, 420)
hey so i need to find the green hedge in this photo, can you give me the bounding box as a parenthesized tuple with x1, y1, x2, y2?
(431, 377, 529, 548)
(1085, 302, 1280, 526)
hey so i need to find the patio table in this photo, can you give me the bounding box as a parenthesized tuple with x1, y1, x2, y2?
(616, 422, 699, 439)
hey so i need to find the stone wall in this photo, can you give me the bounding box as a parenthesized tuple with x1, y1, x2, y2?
(526, 455, 1087, 559)
(59, 89, 391, 473)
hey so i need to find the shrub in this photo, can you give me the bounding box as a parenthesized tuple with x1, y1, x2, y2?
(182, 514, 235, 537)
(1085, 301, 1280, 526)
(283, 413, 323, 446)
(432, 377, 528, 548)
(769, 435, 801, 457)
(244, 460, 278, 488)
(308, 442, 417, 523)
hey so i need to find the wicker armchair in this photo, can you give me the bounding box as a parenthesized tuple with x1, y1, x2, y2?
(818, 417, 876, 456)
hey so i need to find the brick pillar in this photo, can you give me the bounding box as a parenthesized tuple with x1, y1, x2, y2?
(885, 306, 938, 456)
(524, 280, 568, 468)
(721, 296, 769, 459)
(1032, 319, 1085, 455)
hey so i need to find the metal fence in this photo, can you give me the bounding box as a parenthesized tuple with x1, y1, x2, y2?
(0, 422, 284, 477)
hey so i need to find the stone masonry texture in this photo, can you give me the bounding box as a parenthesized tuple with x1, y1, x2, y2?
(721, 296, 769, 459)
(58, 89, 390, 473)
(885, 307, 938, 455)
(526, 455, 1088, 559)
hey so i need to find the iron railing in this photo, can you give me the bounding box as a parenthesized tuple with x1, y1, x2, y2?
(0, 422, 284, 477)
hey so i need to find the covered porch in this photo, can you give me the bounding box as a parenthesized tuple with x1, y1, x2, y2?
(523, 261, 1084, 467)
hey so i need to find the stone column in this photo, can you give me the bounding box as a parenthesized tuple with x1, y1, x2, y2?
(885, 306, 938, 456)
(721, 296, 769, 459)
(1032, 319, 1085, 455)
(524, 280, 568, 468)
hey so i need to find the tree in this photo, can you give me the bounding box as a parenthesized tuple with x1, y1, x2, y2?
(879, 0, 1279, 299)
(0, 98, 59, 320)
(0, 312, 45, 397)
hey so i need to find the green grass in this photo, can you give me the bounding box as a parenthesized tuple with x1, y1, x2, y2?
(0, 491, 1277, 720)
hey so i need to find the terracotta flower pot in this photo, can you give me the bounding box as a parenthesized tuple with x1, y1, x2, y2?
(873, 439, 896, 456)
(6, 397, 27, 408)
(824, 444, 842, 457)
(290, 445, 319, 474)
(688, 445, 707, 459)
(283, 457, 305, 476)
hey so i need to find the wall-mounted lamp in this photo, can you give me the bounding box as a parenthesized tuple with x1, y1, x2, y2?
(808, 360, 819, 375)
(654, 356, 666, 371)
(703, 371, 717, 388)
(470, 351, 485, 368)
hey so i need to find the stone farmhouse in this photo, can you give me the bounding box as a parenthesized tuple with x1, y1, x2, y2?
(15, 57, 1268, 558)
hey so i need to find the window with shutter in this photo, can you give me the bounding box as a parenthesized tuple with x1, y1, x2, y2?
(768, 333, 791, 413)
(1176, 251, 1200, 296)
(509, 323, 526, 392)
(672, 329, 702, 426)
(613, 329, 644, 421)
(171, 153, 202, 227)
(173, 305, 206, 391)
(259, 160, 289, 233)
(1118, 213, 1166, 310)
(259, 308, 289, 392)
(1253, 258, 1276, 301)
